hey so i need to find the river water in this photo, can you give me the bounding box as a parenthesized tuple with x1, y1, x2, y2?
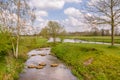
(19, 48, 77, 80)
(48, 37, 120, 45)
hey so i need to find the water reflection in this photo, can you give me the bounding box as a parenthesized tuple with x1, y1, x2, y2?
(19, 48, 77, 80)
(48, 38, 119, 45)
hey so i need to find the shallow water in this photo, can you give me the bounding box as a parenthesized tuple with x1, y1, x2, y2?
(19, 48, 77, 80)
(48, 38, 120, 45)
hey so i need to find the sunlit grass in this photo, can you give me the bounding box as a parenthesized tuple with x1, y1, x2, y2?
(0, 36, 48, 80)
(52, 43, 120, 80)
(66, 36, 120, 44)
(1, 35, 120, 80)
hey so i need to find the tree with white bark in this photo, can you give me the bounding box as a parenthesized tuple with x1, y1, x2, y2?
(0, 0, 35, 58)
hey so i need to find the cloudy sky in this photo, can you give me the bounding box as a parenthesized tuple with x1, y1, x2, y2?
(28, 0, 90, 32)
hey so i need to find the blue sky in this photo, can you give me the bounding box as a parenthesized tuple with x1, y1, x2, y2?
(1, 0, 120, 34)
(27, 0, 119, 34)
(47, 3, 81, 20)
(42, 0, 88, 21)
(28, 0, 91, 32)
(0, 0, 90, 33)
(1, 0, 117, 35)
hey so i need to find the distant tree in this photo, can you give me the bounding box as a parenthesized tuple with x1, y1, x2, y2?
(40, 26, 49, 39)
(91, 27, 99, 36)
(85, 0, 120, 46)
(101, 29, 105, 36)
(47, 21, 65, 43)
(115, 27, 119, 36)
(59, 28, 66, 43)
(106, 30, 110, 36)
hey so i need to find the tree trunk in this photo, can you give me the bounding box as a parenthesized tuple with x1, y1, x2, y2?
(111, 24, 114, 46)
(15, 36, 19, 58)
(111, 0, 114, 46)
(15, 0, 20, 58)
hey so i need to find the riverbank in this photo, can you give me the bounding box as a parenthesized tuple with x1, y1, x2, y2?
(52, 43, 120, 80)
(0, 37, 48, 80)
(1, 36, 120, 80)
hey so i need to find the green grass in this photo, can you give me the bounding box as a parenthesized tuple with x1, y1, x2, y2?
(66, 36, 120, 44)
(52, 43, 120, 80)
(19, 36, 48, 57)
(0, 55, 26, 80)
(0, 36, 48, 80)
(1, 35, 120, 80)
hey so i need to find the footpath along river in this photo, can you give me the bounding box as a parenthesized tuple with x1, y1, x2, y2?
(19, 48, 77, 80)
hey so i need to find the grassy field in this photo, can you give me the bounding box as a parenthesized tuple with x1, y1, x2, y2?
(1, 35, 120, 80)
(0, 36, 48, 80)
(66, 36, 120, 44)
(52, 43, 120, 80)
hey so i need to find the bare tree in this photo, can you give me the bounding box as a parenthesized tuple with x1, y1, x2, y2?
(85, 0, 120, 46)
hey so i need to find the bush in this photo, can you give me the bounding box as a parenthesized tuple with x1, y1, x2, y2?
(0, 31, 12, 55)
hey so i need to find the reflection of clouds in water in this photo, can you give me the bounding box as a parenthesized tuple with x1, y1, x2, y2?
(26, 56, 45, 65)
(48, 37, 61, 42)
(19, 48, 77, 80)
(28, 48, 51, 57)
(50, 66, 76, 80)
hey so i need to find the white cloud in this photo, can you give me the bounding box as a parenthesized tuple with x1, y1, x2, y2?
(63, 18, 89, 32)
(65, 0, 82, 3)
(29, 0, 65, 9)
(35, 11, 48, 17)
(28, 0, 83, 33)
(63, 17, 80, 26)
(63, 7, 89, 32)
(36, 17, 45, 22)
(29, 0, 82, 10)
(64, 7, 82, 18)
(35, 10, 48, 22)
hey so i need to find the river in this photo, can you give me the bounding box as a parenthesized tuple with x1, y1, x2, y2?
(48, 37, 120, 45)
(19, 48, 77, 80)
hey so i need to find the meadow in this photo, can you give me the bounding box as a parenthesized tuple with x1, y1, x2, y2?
(66, 36, 120, 44)
(1, 35, 120, 80)
(52, 43, 120, 80)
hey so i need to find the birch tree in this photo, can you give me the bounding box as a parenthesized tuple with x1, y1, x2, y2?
(0, 0, 34, 58)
